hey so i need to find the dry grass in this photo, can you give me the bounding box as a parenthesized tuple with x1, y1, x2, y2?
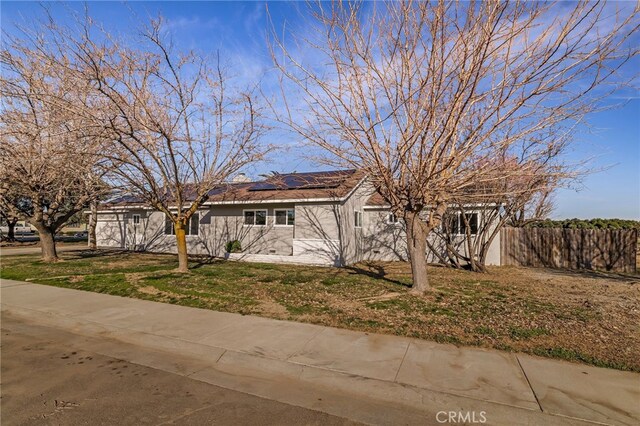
(2, 250, 638, 371)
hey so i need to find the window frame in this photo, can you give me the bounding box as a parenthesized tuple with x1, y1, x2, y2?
(386, 212, 401, 225)
(442, 212, 479, 236)
(163, 212, 200, 237)
(189, 212, 200, 236)
(273, 209, 295, 226)
(354, 210, 363, 228)
(460, 212, 478, 236)
(243, 209, 268, 227)
(132, 214, 140, 225)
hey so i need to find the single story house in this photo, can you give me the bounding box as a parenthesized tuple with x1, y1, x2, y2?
(94, 170, 502, 266)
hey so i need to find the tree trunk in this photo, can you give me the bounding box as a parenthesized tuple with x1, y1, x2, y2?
(469, 256, 487, 273)
(88, 200, 98, 250)
(471, 238, 492, 273)
(405, 211, 430, 295)
(36, 225, 58, 262)
(174, 221, 189, 272)
(6, 219, 17, 241)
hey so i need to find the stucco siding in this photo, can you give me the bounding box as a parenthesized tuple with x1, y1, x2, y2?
(96, 205, 297, 258)
(207, 204, 295, 257)
(362, 207, 502, 266)
(362, 209, 408, 261)
(95, 213, 126, 248)
(294, 203, 340, 240)
(337, 180, 376, 265)
(94, 181, 501, 267)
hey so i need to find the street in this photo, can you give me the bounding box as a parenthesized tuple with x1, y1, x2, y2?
(0, 316, 358, 425)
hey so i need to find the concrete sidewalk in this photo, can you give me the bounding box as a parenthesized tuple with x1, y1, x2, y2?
(1, 279, 638, 425)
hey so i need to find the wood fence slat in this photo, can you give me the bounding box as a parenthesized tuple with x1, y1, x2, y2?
(500, 227, 637, 273)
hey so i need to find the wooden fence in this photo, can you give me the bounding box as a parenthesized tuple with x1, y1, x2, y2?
(500, 227, 638, 273)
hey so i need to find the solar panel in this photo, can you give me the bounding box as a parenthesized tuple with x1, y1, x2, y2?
(248, 170, 353, 192)
(249, 181, 280, 191)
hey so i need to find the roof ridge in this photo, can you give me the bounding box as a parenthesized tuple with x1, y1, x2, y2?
(273, 168, 357, 177)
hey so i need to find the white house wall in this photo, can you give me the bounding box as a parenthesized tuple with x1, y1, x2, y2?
(362, 209, 409, 261)
(95, 213, 126, 248)
(363, 207, 502, 266)
(95, 204, 299, 258)
(293, 203, 345, 264)
(207, 204, 295, 257)
(94, 192, 502, 266)
(338, 180, 376, 265)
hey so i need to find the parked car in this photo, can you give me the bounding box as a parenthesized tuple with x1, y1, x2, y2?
(0, 224, 35, 234)
(74, 231, 88, 238)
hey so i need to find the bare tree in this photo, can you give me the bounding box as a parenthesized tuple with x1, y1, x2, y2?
(0, 40, 105, 260)
(433, 156, 565, 272)
(271, 0, 638, 294)
(507, 185, 556, 228)
(0, 189, 22, 242)
(44, 16, 269, 272)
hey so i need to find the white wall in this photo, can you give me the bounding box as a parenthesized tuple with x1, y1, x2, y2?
(94, 198, 502, 267)
(362, 207, 502, 266)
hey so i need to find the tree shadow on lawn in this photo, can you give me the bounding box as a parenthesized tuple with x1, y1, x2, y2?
(189, 256, 225, 269)
(74, 249, 130, 260)
(345, 262, 412, 288)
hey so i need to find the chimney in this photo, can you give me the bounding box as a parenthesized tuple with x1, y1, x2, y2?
(231, 173, 251, 183)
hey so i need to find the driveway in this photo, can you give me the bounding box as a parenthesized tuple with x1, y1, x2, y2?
(1, 315, 358, 426)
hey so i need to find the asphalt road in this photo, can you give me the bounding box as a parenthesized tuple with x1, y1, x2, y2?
(0, 316, 359, 426)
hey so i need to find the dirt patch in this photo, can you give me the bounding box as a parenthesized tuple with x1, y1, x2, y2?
(125, 272, 149, 286)
(255, 299, 289, 318)
(137, 286, 164, 296)
(358, 293, 401, 302)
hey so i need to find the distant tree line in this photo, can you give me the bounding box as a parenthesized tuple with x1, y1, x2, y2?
(526, 219, 640, 230)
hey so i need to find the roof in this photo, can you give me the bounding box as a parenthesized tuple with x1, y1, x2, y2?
(364, 181, 505, 208)
(106, 169, 365, 207)
(205, 169, 364, 203)
(365, 192, 387, 207)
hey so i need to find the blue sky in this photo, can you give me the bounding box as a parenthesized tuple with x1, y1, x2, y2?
(2, 1, 638, 219)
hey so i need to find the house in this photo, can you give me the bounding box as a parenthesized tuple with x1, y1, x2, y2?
(94, 170, 502, 266)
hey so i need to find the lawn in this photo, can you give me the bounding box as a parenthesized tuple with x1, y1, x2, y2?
(2, 250, 638, 372)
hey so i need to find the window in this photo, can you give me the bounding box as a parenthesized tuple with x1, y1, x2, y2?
(164, 213, 200, 236)
(387, 213, 400, 225)
(132, 214, 140, 225)
(354, 210, 363, 228)
(189, 212, 200, 235)
(461, 213, 478, 235)
(274, 209, 295, 226)
(244, 210, 267, 226)
(442, 212, 478, 235)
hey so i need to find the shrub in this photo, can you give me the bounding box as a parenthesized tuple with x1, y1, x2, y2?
(225, 240, 242, 253)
